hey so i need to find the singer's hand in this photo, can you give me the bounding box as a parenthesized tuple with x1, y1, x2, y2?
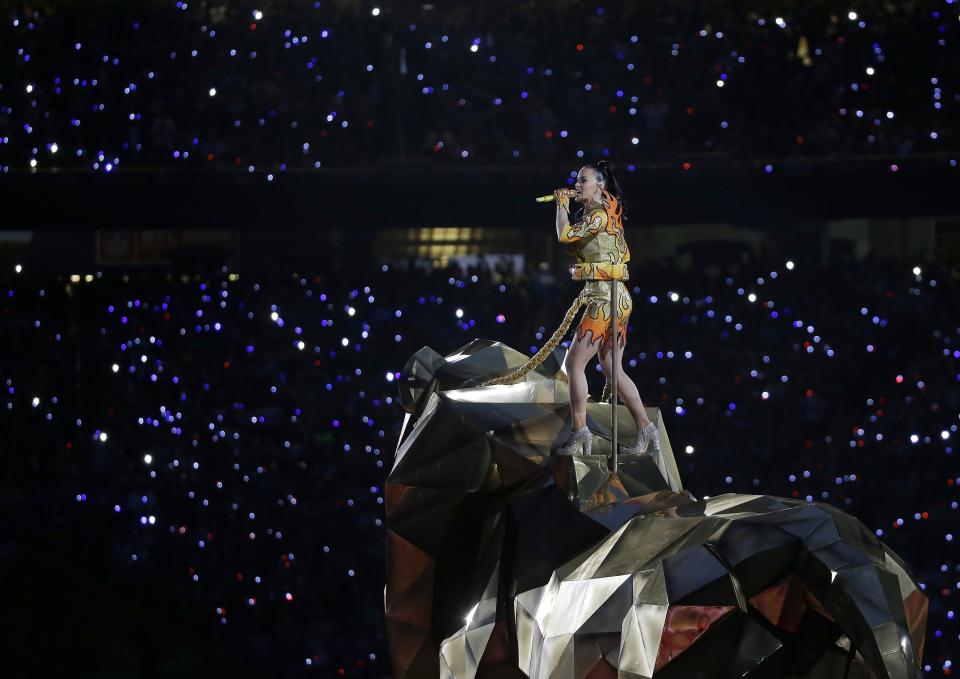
(553, 188, 573, 212)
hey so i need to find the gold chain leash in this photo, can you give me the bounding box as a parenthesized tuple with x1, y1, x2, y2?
(477, 287, 615, 403)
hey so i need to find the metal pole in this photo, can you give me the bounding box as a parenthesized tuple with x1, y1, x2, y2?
(610, 279, 619, 473)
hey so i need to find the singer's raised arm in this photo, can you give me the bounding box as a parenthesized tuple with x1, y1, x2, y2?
(555, 202, 571, 241)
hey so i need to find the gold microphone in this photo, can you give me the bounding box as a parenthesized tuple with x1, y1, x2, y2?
(535, 189, 577, 203)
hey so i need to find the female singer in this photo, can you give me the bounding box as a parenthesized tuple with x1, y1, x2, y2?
(553, 161, 659, 457)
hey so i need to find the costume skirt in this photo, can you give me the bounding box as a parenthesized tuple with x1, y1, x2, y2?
(575, 280, 632, 350)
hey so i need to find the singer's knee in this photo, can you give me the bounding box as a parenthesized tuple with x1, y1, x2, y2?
(564, 354, 583, 374)
(600, 359, 627, 382)
(609, 371, 629, 385)
(599, 357, 613, 379)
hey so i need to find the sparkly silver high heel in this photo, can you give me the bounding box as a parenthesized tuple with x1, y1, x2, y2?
(621, 422, 660, 456)
(556, 425, 593, 456)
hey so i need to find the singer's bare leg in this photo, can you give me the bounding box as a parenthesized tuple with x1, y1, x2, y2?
(598, 340, 652, 429)
(563, 329, 602, 429)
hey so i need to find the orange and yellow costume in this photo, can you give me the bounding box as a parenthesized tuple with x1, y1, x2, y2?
(477, 187, 630, 399)
(559, 187, 632, 350)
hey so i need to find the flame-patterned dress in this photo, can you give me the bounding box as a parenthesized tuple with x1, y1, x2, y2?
(558, 187, 632, 350)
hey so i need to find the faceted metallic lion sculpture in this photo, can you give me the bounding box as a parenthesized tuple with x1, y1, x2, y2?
(385, 340, 926, 679)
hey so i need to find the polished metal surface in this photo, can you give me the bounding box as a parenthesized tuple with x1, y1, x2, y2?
(386, 340, 927, 679)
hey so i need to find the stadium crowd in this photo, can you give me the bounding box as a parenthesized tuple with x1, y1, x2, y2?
(0, 0, 957, 174)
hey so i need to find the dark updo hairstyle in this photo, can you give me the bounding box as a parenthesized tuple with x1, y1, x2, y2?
(589, 160, 628, 222)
